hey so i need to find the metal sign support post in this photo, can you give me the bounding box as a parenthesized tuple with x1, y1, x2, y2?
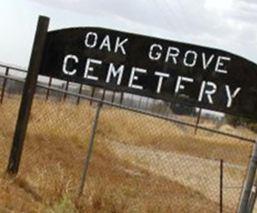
(6, 16, 49, 175)
(78, 102, 103, 196)
(238, 140, 257, 213)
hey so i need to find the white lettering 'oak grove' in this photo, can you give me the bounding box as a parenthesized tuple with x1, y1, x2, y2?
(148, 43, 231, 74)
(84, 31, 128, 55)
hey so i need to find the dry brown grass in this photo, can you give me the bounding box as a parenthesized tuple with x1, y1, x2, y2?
(0, 95, 253, 212)
(98, 106, 253, 164)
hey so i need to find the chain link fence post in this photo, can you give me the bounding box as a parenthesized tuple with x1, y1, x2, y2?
(247, 176, 257, 212)
(238, 140, 257, 213)
(78, 101, 103, 196)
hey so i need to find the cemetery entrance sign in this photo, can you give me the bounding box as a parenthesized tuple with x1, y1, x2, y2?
(40, 28, 257, 119)
(6, 17, 257, 213)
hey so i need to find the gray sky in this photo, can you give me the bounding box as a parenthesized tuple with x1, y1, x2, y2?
(0, 0, 257, 68)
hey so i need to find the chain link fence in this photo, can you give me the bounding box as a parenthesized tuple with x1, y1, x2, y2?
(0, 64, 255, 212)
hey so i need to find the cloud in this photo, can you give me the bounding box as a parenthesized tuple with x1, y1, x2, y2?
(29, 0, 257, 63)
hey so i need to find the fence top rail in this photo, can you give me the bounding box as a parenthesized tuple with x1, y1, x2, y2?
(0, 72, 255, 144)
(0, 63, 27, 73)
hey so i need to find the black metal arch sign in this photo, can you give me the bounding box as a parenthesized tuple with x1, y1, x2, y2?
(40, 27, 257, 119)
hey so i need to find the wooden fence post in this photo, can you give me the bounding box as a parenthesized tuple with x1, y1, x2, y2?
(6, 16, 49, 175)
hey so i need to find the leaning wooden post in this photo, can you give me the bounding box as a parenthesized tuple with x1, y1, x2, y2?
(238, 140, 257, 213)
(6, 16, 49, 175)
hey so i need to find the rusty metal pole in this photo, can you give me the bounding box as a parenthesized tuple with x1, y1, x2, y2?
(45, 77, 52, 101)
(0, 67, 9, 104)
(76, 84, 83, 105)
(90, 87, 95, 105)
(63, 81, 69, 101)
(194, 108, 202, 135)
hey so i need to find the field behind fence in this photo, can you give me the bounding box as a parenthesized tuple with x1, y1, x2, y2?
(0, 64, 256, 212)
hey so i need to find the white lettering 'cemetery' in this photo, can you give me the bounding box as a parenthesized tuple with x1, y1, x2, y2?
(61, 31, 241, 108)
